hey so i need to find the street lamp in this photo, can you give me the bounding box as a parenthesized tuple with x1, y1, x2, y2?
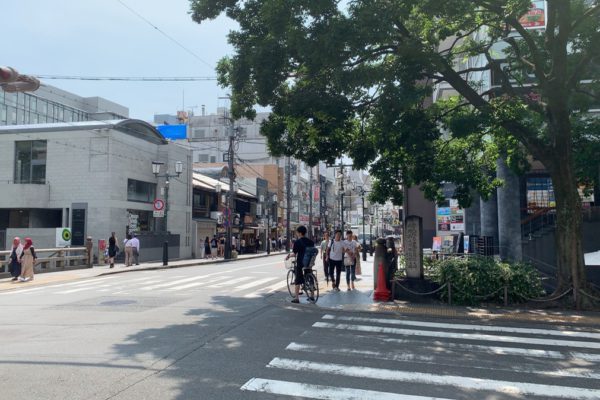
(266, 194, 277, 254)
(357, 186, 370, 261)
(152, 160, 183, 266)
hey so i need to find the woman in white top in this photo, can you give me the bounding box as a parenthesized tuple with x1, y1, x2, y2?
(327, 231, 345, 291)
(123, 234, 134, 267)
(343, 231, 360, 290)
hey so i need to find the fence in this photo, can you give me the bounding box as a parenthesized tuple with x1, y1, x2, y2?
(0, 247, 91, 277)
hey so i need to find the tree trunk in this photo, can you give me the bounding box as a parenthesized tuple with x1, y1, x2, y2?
(547, 160, 587, 308)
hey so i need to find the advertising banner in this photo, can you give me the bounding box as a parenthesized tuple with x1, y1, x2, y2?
(56, 227, 72, 247)
(519, 1, 546, 29)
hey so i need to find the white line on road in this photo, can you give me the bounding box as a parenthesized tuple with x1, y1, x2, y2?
(206, 276, 248, 288)
(285, 342, 600, 380)
(232, 277, 280, 291)
(241, 378, 455, 400)
(313, 322, 600, 350)
(244, 280, 287, 298)
(268, 358, 600, 399)
(322, 314, 600, 340)
(164, 276, 233, 291)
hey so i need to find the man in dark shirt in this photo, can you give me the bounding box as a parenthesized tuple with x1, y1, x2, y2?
(286, 225, 314, 303)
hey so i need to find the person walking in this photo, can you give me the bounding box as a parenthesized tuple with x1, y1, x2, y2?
(344, 231, 359, 290)
(108, 232, 118, 268)
(18, 237, 36, 282)
(320, 232, 331, 286)
(204, 237, 211, 259)
(123, 234, 134, 267)
(131, 234, 140, 265)
(210, 235, 218, 259)
(327, 230, 345, 291)
(353, 234, 362, 276)
(8, 237, 23, 281)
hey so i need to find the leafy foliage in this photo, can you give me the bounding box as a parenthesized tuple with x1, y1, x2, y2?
(431, 256, 545, 306)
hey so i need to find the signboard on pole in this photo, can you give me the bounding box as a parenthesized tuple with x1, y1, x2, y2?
(56, 228, 72, 247)
(153, 199, 165, 218)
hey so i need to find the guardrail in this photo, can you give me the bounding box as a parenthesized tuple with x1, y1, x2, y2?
(0, 247, 91, 276)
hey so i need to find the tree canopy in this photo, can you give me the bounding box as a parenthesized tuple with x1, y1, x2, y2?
(190, 0, 600, 302)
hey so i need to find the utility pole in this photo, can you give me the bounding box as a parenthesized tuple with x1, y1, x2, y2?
(326, 160, 354, 232)
(285, 156, 292, 252)
(308, 166, 313, 239)
(225, 123, 236, 260)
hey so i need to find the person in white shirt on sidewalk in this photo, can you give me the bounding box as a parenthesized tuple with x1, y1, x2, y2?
(343, 230, 360, 291)
(327, 230, 345, 291)
(123, 234, 134, 267)
(130, 234, 140, 265)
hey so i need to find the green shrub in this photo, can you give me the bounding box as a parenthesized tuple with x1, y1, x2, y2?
(431, 256, 545, 306)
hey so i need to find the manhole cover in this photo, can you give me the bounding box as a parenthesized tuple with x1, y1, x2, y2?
(100, 299, 137, 306)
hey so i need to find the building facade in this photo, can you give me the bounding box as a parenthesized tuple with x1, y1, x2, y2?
(0, 120, 193, 261)
(0, 84, 128, 126)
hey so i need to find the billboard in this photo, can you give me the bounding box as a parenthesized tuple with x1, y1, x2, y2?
(519, 1, 546, 29)
(157, 124, 187, 140)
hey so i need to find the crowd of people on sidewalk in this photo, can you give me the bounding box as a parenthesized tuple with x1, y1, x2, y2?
(202, 234, 289, 260)
(8, 236, 37, 282)
(287, 225, 363, 303)
(106, 232, 140, 268)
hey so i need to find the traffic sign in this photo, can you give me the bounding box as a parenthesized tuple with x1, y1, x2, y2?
(153, 199, 165, 211)
(153, 210, 165, 218)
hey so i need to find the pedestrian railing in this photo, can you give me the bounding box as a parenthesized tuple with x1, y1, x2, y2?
(0, 247, 91, 276)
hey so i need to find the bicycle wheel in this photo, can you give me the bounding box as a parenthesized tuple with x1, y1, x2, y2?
(304, 272, 319, 303)
(287, 268, 295, 297)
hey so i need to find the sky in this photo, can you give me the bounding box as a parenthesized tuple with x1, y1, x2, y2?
(3, 0, 238, 121)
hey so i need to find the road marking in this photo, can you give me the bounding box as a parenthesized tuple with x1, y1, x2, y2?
(285, 342, 600, 380)
(232, 277, 280, 291)
(241, 378, 455, 400)
(206, 276, 248, 288)
(310, 330, 600, 363)
(141, 273, 223, 290)
(322, 314, 600, 340)
(313, 322, 600, 350)
(268, 358, 600, 399)
(164, 276, 232, 291)
(244, 280, 287, 298)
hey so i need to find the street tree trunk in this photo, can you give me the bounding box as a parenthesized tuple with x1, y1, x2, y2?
(547, 161, 587, 307)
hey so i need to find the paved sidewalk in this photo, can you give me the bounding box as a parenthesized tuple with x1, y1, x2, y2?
(309, 257, 600, 326)
(0, 251, 284, 292)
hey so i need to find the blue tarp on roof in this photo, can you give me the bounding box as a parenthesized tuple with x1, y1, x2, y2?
(157, 124, 187, 140)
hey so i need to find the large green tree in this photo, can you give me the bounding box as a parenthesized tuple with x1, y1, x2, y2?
(190, 0, 600, 306)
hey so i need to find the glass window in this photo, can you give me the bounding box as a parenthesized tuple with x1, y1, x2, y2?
(39, 99, 47, 115)
(57, 107, 64, 121)
(30, 97, 37, 112)
(127, 179, 156, 203)
(0, 106, 6, 124)
(14, 140, 47, 184)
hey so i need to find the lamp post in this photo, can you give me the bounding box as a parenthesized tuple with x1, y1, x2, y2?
(357, 186, 370, 261)
(152, 160, 183, 266)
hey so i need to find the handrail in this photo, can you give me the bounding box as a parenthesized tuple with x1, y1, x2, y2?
(520, 206, 553, 226)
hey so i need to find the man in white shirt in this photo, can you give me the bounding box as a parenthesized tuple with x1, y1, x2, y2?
(327, 230, 345, 291)
(343, 230, 359, 290)
(130, 234, 140, 265)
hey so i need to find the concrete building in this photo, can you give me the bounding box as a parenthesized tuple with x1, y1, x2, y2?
(1, 84, 128, 126)
(0, 120, 192, 261)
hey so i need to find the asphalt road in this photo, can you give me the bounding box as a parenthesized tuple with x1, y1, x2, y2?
(0, 255, 599, 400)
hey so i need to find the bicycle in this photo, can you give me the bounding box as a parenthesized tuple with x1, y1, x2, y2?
(285, 256, 319, 303)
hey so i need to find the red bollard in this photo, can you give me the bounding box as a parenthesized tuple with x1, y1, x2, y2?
(373, 262, 391, 302)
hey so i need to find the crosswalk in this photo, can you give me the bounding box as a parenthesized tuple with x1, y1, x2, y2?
(0, 270, 289, 298)
(241, 314, 600, 399)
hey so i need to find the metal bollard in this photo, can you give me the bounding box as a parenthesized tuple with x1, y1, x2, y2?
(163, 241, 169, 266)
(85, 236, 93, 268)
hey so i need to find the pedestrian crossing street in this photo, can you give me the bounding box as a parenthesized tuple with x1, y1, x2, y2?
(0, 269, 289, 299)
(242, 314, 600, 399)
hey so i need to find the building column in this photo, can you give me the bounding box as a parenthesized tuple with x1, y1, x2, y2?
(496, 158, 523, 262)
(480, 192, 499, 251)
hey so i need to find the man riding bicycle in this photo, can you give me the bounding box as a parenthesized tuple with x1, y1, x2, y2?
(285, 225, 316, 303)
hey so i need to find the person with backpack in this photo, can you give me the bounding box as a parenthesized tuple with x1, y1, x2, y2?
(286, 225, 317, 303)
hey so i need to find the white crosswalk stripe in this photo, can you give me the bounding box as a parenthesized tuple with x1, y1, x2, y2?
(242, 314, 600, 399)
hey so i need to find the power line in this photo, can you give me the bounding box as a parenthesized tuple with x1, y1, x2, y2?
(115, 0, 214, 70)
(34, 75, 218, 82)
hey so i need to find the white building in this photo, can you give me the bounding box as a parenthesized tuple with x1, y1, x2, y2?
(0, 119, 192, 261)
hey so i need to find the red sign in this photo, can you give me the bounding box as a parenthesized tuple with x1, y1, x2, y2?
(153, 199, 165, 211)
(519, 1, 546, 29)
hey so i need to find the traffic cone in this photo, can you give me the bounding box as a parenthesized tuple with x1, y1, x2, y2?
(373, 262, 391, 302)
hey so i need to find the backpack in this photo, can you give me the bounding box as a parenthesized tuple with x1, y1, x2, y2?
(303, 246, 319, 269)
